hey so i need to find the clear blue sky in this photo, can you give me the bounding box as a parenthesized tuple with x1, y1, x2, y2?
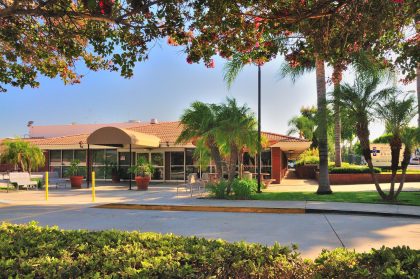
(0, 41, 416, 139)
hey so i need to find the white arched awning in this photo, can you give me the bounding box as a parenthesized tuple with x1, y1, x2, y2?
(87, 126, 160, 148)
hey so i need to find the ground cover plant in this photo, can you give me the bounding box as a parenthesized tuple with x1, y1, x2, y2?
(0, 223, 419, 278)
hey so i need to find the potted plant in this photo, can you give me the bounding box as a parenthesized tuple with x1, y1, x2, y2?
(67, 159, 83, 189)
(128, 157, 154, 190)
(111, 164, 124, 183)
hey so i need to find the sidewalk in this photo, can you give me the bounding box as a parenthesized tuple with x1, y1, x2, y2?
(96, 197, 420, 218)
(1, 184, 419, 218)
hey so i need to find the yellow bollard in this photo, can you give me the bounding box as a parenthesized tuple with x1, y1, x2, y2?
(45, 172, 49, 201)
(92, 171, 96, 202)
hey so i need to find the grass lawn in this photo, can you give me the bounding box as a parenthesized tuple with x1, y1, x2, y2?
(251, 191, 420, 206)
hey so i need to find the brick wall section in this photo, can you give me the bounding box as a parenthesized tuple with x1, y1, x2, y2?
(271, 147, 281, 183)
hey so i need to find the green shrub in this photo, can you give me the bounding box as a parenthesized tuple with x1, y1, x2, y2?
(0, 222, 312, 279)
(329, 165, 381, 174)
(296, 155, 320, 166)
(0, 223, 418, 279)
(296, 149, 320, 166)
(315, 246, 420, 278)
(206, 180, 228, 199)
(232, 178, 257, 199)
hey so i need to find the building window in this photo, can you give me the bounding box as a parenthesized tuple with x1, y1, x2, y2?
(49, 149, 88, 178)
(261, 149, 272, 178)
(170, 151, 184, 180)
(185, 149, 199, 179)
(62, 150, 73, 164)
(50, 150, 61, 164)
(243, 152, 256, 173)
(74, 150, 86, 163)
(151, 153, 164, 180)
(118, 152, 135, 180)
(137, 153, 149, 163)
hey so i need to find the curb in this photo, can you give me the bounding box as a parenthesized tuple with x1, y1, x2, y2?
(94, 203, 305, 214)
(305, 208, 420, 219)
(93, 203, 420, 219)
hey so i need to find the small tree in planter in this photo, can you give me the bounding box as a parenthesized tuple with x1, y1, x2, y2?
(128, 158, 154, 190)
(67, 159, 83, 189)
(111, 164, 124, 183)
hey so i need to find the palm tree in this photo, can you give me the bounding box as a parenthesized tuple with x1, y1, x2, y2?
(396, 127, 420, 196)
(313, 56, 332, 194)
(1, 139, 45, 173)
(176, 102, 224, 179)
(375, 91, 417, 200)
(287, 115, 314, 139)
(337, 74, 396, 200)
(224, 55, 333, 194)
(214, 98, 259, 194)
(417, 65, 420, 128)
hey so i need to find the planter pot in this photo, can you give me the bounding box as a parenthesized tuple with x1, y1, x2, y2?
(111, 175, 120, 183)
(70, 176, 83, 189)
(135, 176, 150, 191)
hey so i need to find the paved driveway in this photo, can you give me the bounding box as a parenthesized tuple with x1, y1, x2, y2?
(1, 185, 419, 259)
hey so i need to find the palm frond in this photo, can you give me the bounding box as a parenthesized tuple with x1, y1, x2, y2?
(223, 55, 245, 89)
(277, 61, 315, 84)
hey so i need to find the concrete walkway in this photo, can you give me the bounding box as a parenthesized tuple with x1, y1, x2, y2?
(1, 184, 419, 259)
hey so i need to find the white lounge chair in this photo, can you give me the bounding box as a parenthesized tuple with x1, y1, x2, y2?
(177, 173, 205, 197)
(9, 172, 38, 190)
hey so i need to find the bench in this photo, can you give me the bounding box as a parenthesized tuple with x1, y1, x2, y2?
(8, 172, 38, 190)
(47, 172, 67, 188)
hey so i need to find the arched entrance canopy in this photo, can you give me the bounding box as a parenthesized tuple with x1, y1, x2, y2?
(87, 126, 160, 147)
(270, 141, 311, 160)
(86, 127, 160, 190)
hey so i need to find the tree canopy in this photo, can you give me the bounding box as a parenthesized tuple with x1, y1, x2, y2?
(2, 1, 417, 92)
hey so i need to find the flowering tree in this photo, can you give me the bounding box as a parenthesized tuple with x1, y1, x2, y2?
(0, 0, 187, 92)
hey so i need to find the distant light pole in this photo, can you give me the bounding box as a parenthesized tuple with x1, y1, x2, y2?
(257, 65, 262, 193)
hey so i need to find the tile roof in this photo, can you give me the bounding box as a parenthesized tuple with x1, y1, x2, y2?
(1, 121, 309, 147)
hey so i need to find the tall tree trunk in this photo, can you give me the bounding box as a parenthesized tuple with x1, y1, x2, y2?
(315, 56, 332, 194)
(395, 145, 411, 198)
(226, 144, 239, 195)
(209, 145, 223, 179)
(417, 63, 419, 128)
(332, 66, 342, 167)
(356, 120, 387, 200)
(388, 135, 402, 199)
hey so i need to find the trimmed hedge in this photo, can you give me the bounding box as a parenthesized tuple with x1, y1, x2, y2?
(1, 223, 419, 278)
(329, 166, 381, 174)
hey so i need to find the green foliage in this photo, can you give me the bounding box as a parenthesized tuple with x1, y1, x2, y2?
(315, 248, 360, 278)
(128, 157, 154, 177)
(0, 223, 418, 278)
(316, 246, 420, 279)
(0, 139, 45, 172)
(373, 133, 393, 144)
(206, 180, 228, 199)
(329, 164, 381, 174)
(66, 160, 81, 176)
(251, 191, 420, 206)
(296, 149, 320, 166)
(231, 179, 258, 199)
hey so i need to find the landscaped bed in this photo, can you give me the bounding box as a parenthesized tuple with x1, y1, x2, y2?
(251, 191, 420, 206)
(0, 222, 418, 278)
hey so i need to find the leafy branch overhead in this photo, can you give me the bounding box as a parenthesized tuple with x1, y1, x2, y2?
(1, 1, 417, 92)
